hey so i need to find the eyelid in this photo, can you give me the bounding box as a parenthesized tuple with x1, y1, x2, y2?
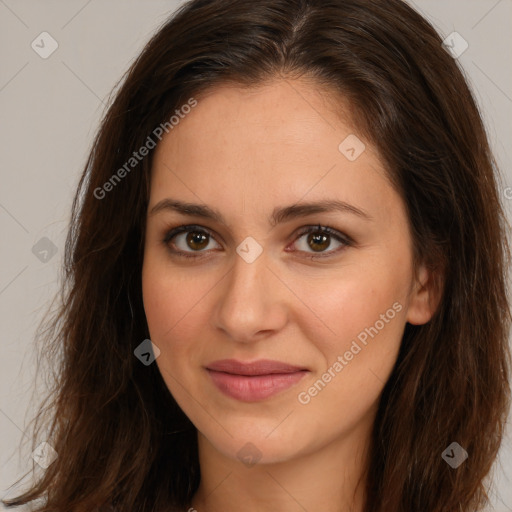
(161, 223, 353, 259)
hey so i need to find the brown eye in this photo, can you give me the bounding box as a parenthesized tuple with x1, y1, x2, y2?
(163, 225, 221, 258)
(185, 231, 209, 251)
(290, 225, 352, 259)
(306, 232, 331, 252)
(162, 224, 352, 261)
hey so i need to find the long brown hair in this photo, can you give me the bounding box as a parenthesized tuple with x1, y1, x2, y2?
(3, 0, 511, 510)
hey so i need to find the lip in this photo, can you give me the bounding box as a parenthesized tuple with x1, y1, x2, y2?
(205, 359, 309, 402)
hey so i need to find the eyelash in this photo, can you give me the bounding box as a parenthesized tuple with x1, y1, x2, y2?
(161, 224, 353, 261)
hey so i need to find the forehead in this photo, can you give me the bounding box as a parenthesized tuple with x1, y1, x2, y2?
(148, 79, 401, 229)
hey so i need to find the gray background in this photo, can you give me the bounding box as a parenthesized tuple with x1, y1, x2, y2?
(1, 0, 511, 510)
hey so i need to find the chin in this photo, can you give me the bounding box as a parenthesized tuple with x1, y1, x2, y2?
(195, 414, 317, 467)
(209, 433, 304, 466)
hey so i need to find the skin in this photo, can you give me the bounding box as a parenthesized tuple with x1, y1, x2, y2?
(142, 78, 439, 512)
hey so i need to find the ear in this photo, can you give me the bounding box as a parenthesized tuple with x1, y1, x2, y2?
(406, 262, 443, 325)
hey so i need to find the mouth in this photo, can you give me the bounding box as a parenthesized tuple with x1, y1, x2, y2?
(205, 359, 310, 402)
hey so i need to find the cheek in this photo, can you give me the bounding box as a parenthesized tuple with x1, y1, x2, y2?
(293, 273, 407, 434)
(142, 255, 210, 340)
(141, 256, 221, 388)
(141, 267, 198, 399)
(297, 258, 408, 359)
(142, 263, 174, 341)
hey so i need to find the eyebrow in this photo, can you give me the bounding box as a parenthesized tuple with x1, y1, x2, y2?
(149, 198, 373, 226)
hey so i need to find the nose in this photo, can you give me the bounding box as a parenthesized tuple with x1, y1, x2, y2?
(212, 246, 288, 343)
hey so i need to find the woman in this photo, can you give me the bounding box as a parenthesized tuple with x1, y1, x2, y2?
(3, 0, 510, 510)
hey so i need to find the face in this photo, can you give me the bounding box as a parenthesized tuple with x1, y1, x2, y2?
(142, 78, 434, 466)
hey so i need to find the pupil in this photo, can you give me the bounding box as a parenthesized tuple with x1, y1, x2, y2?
(308, 233, 329, 252)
